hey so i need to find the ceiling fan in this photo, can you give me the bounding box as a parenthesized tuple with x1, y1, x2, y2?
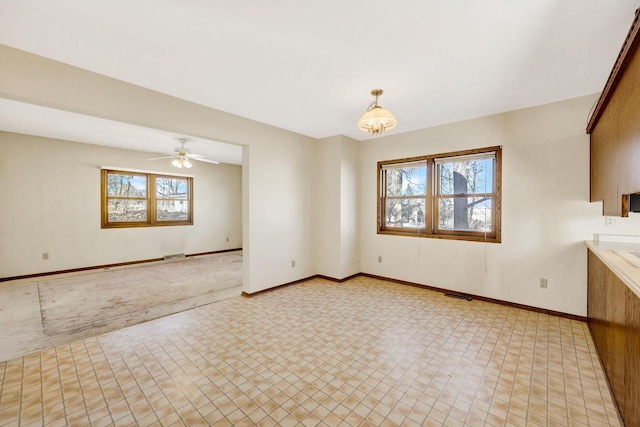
(147, 138, 220, 168)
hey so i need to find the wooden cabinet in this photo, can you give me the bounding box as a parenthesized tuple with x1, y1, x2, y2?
(587, 250, 640, 426)
(588, 10, 640, 216)
(590, 107, 620, 215)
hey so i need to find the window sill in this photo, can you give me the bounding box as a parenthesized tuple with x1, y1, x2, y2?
(101, 221, 193, 229)
(377, 229, 500, 243)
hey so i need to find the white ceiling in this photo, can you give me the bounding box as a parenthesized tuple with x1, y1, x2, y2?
(0, 0, 637, 147)
(0, 98, 243, 165)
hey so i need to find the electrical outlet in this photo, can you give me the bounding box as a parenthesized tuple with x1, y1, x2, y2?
(539, 278, 548, 289)
(378, 256, 382, 263)
(291, 260, 295, 268)
(42, 252, 49, 260)
(605, 216, 616, 227)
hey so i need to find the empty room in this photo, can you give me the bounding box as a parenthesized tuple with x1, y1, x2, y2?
(1, 1, 640, 426)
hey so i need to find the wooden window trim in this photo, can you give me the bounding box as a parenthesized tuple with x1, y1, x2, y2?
(377, 146, 502, 243)
(101, 169, 193, 229)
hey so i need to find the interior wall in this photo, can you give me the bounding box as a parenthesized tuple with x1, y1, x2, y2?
(314, 136, 342, 278)
(245, 135, 315, 290)
(313, 135, 361, 280)
(339, 136, 361, 278)
(3, 46, 639, 309)
(0, 45, 317, 293)
(0, 132, 242, 278)
(359, 94, 640, 317)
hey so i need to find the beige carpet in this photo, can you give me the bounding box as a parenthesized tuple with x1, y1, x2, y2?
(37, 251, 242, 336)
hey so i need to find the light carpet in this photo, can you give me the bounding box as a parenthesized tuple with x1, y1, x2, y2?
(37, 251, 242, 336)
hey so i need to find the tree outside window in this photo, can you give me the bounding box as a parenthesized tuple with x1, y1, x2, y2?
(378, 147, 501, 243)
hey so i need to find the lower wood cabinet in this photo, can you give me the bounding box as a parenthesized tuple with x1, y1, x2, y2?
(587, 250, 640, 426)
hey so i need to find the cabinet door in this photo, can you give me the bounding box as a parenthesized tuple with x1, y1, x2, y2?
(625, 286, 640, 426)
(615, 46, 640, 198)
(590, 42, 640, 216)
(587, 251, 637, 425)
(588, 251, 609, 363)
(590, 97, 620, 216)
(608, 270, 627, 417)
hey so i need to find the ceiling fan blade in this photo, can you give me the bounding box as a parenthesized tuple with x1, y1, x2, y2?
(193, 157, 220, 165)
(147, 155, 175, 161)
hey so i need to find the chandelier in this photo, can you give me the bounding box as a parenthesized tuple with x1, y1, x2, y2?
(358, 89, 397, 135)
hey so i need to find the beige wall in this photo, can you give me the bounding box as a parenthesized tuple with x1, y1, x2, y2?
(339, 136, 361, 278)
(0, 44, 317, 293)
(313, 136, 343, 278)
(0, 132, 242, 277)
(358, 94, 640, 316)
(313, 135, 361, 279)
(3, 45, 639, 315)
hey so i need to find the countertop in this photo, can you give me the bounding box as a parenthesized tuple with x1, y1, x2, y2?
(585, 239, 640, 299)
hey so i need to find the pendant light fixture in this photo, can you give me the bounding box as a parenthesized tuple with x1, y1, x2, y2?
(358, 89, 397, 135)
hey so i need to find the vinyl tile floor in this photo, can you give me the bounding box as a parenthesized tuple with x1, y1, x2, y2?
(0, 276, 621, 426)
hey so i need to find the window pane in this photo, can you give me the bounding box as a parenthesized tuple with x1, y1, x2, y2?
(107, 173, 146, 197)
(107, 199, 147, 222)
(438, 157, 493, 195)
(438, 197, 492, 232)
(157, 200, 189, 221)
(385, 198, 426, 228)
(156, 177, 189, 199)
(386, 166, 427, 196)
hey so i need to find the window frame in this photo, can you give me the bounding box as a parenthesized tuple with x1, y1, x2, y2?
(101, 169, 193, 229)
(377, 146, 501, 243)
(380, 160, 428, 230)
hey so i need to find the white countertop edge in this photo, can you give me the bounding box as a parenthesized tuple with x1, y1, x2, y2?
(585, 240, 640, 299)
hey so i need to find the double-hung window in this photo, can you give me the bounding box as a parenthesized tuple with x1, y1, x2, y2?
(378, 146, 501, 243)
(381, 160, 428, 230)
(101, 169, 193, 228)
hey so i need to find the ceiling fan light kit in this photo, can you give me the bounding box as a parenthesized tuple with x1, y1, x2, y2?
(171, 156, 192, 168)
(358, 89, 397, 136)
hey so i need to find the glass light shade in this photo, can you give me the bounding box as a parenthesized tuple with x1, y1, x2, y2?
(358, 105, 397, 135)
(171, 156, 192, 168)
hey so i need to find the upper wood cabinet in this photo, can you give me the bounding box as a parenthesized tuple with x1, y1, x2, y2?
(588, 9, 640, 217)
(590, 98, 620, 215)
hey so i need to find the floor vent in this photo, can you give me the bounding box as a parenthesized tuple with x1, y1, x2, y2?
(164, 253, 186, 261)
(444, 293, 472, 301)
